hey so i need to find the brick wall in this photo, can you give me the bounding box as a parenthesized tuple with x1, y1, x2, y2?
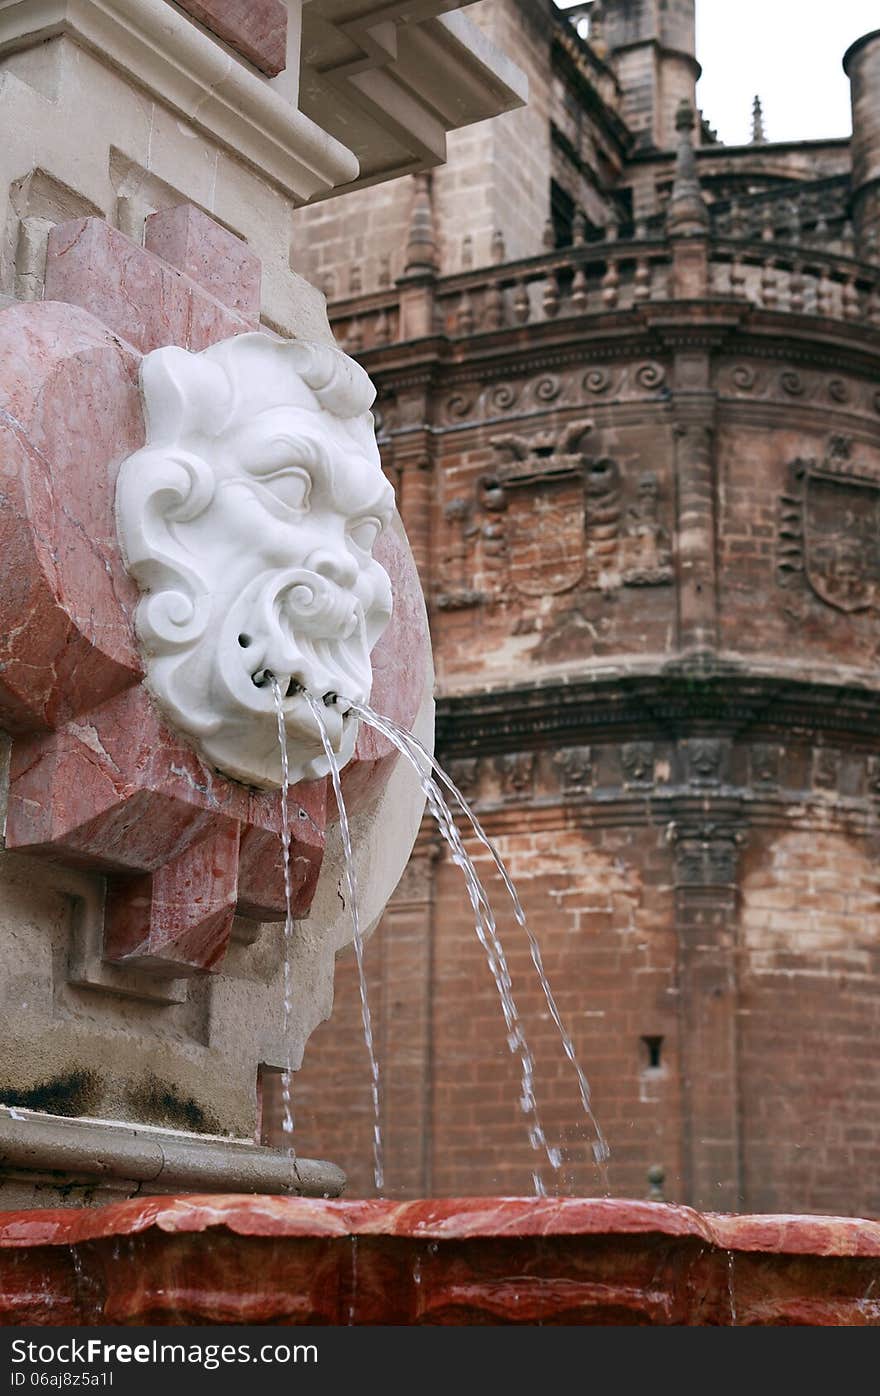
(278, 312, 880, 1213)
(717, 417, 880, 675)
(293, 819, 681, 1199)
(739, 830, 880, 1218)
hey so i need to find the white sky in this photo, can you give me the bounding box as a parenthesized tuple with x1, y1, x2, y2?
(553, 0, 879, 145)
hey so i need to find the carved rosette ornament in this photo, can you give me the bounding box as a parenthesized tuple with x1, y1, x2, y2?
(116, 334, 395, 788)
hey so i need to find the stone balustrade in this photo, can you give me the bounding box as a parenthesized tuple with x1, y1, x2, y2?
(328, 227, 880, 349)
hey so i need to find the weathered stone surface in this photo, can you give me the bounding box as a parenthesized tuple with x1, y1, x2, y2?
(145, 203, 262, 319)
(45, 218, 256, 355)
(341, 519, 432, 807)
(175, 0, 288, 78)
(0, 1196, 877, 1325)
(0, 302, 142, 733)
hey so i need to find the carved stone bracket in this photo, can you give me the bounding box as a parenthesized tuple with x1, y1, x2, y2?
(668, 820, 744, 887)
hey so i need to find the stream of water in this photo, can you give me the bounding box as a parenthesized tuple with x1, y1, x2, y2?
(343, 698, 611, 1185)
(269, 672, 608, 1195)
(301, 687, 385, 1193)
(270, 680, 297, 1147)
(334, 695, 609, 1192)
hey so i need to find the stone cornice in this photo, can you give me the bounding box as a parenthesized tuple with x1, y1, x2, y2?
(435, 667, 880, 754)
(0, 0, 360, 200)
(353, 301, 880, 395)
(299, 1, 527, 191)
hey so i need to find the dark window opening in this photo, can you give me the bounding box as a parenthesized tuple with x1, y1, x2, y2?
(642, 1035, 663, 1070)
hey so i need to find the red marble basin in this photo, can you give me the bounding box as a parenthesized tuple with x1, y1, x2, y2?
(0, 1196, 878, 1326)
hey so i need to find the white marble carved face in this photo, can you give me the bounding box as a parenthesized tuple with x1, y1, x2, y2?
(116, 333, 395, 788)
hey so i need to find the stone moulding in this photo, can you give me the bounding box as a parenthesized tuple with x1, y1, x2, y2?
(116, 332, 396, 788)
(0, 1108, 344, 1199)
(0, 1195, 877, 1324)
(0, 0, 359, 201)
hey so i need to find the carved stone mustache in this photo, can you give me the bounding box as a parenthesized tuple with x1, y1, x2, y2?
(246, 567, 372, 703)
(278, 571, 361, 639)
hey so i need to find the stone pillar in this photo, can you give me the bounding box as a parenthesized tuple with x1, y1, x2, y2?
(844, 30, 880, 260)
(667, 102, 709, 298)
(397, 173, 438, 341)
(672, 364, 718, 656)
(670, 816, 744, 1211)
(388, 381, 436, 591)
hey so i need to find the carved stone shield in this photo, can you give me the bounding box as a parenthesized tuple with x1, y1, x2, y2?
(504, 477, 586, 597)
(802, 468, 880, 613)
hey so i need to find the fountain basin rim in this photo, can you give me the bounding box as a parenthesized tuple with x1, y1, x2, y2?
(0, 1195, 878, 1259)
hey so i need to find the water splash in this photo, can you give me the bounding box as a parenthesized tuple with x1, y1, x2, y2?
(301, 687, 384, 1193)
(335, 699, 573, 1193)
(270, 679, 296, 1145)
(340, 698, 610, 1189)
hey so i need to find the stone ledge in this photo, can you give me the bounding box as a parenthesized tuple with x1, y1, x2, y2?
(0, 1108, 345, 1201)
(0, 1195, 877, 1323)
(299, 1, 527, 191)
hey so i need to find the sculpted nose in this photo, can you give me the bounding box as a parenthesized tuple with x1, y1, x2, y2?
(308, 547, 358, 589)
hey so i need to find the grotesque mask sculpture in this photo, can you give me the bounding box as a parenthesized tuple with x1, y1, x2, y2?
(116, 334, 395, 788)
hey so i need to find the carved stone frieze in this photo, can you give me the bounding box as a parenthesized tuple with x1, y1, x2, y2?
(435, 480, 508, 610)
(621, 472, 674, 586)
(495, 752, 535, 798)
(438, 360, 670, 426)
(447, 756, 481, 801)
(554, 745, 593, 791)
(813, 748, 841, 791)
(777, 436, 880, 615)
(751, 744, 782, 789)
(621, 742, 655, 787)
(683, 739, 725, 786)
(721, 363, 879, 418)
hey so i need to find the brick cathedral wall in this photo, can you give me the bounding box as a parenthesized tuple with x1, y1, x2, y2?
(292, 817, 683, 1200)
(739, 830, 880, 1219)
(716, 415, 880, 674)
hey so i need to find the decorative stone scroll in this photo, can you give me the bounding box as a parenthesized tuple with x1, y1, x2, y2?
(116, 334, 395, 788)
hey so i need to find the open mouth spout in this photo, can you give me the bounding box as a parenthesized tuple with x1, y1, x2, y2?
(251, 668, 352, 717)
